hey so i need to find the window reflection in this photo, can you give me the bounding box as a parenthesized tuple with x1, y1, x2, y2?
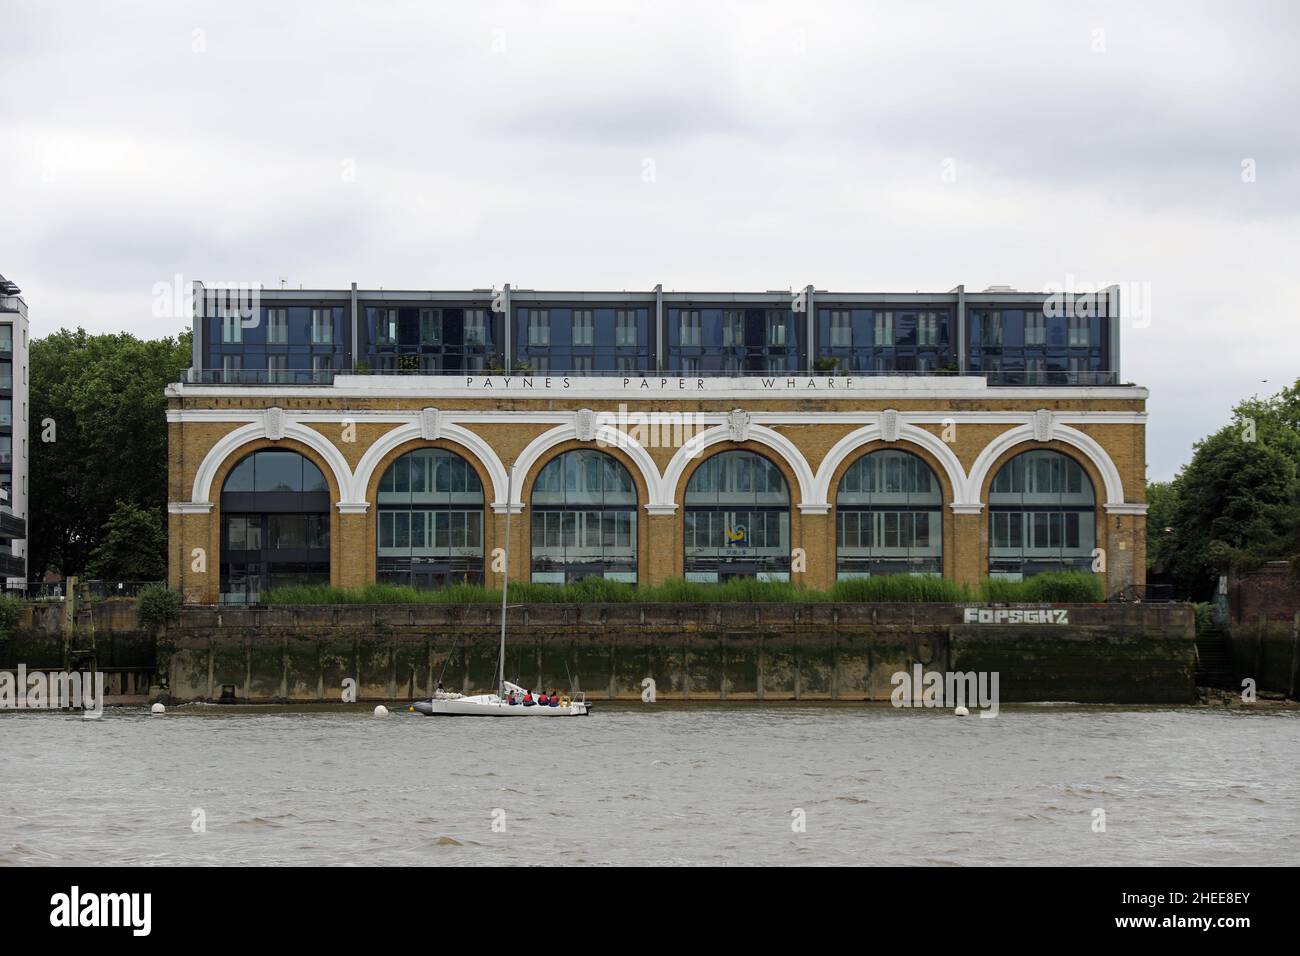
(836, 450, 943, 578)
(683, 451, 790, 581)
(988, 449, 1096, 579)
(376, 448, 485, 588)
(530, 449, 637, 583)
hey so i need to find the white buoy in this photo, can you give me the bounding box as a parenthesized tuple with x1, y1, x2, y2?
(150, 702, 165, 715)
(373, 705, 389, 717)
(954, 705, 970, 717)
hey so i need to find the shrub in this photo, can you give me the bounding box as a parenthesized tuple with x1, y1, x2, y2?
(1192, 601, 1214, 631)
(0, 594, 24, 640)
(979, 572, 1104, 603)
(136, 584, 182, 633)
(829, 575, 973, 603)
(260, 572, 1105, 606)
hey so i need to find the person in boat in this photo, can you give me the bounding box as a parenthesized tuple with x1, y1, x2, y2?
(522, 690, 534, 706)
(548, 689, 559, 707)
(538, 691, 549, 705)
(506, 691, 517, 705)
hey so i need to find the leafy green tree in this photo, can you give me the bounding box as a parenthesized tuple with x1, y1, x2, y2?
(1159, 379, 1300, 599)
(1144, 479, 1179, 570)
(86, 500, 168, 580)
(29, 328, 191, 578)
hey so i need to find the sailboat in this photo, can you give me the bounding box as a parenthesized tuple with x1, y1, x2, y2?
(411, 464, 593, 718)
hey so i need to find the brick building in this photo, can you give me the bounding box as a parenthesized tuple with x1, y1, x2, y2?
(167, 283, 1148, 604)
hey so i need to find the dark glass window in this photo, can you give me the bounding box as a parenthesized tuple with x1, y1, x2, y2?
(515, 306, 650, 375)
(968, 307, 1109, 385)
(219, 450, 330, 604)
(683, 450, 790, 581)
(988, 450, 1096, 579)
(836, 450, 943, 578)
(815, 307, 953, 375)
(376, 448, 485, 588)
(207, 303, 347, 384)
(365, 304, 498, 374)
(668, 306, 801, 375)
(530, 450, 637, 583)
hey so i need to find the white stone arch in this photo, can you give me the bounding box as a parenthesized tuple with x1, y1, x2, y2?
(350, 421, 510, 511)
(811, 423, 972, 513)
(190, 419, 355, 507)
(510, 421, 664, 512)
(965, 423, 1125, 506)
(660, 423, 817, 513)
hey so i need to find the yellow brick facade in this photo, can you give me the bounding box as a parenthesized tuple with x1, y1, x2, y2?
(167, 379, 1148, 603)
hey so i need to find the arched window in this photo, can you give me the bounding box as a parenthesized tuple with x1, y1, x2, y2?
(530, 449, 637, 583)
(684, 450, 790, 581)
(220, 449, 330, 604)
(988, 449, 1096, 579)
(836, 449, 942, 578)
(377, 448, 484, 588)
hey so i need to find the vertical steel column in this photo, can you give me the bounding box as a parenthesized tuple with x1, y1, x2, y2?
(653, 283, 663, 373)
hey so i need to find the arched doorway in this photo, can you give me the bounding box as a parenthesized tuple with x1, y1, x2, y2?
(376, 447, 485, 588)
(836, 449, 943, 578)
(683, 449, 790, 581)
(530, 449, 638, 583)
(988, 448, 1096, 579)
(219, 449, 330, 603)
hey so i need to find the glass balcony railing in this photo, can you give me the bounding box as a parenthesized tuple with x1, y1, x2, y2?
(0, 510, 25, 540)
(186, 367, 1122, 386)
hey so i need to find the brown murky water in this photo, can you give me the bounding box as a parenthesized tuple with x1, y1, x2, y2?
(2, 703, 1297, 865)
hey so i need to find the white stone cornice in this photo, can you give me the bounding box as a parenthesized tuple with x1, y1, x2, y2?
(166, 407, 1149, 427)
(1104, 502, 1149, 516)
(797, 503, 831, 515)
(645, 503, 678, 516)
(168, 501, 213, 514)
(949, 503, 985, 515)
(168, 376, 1149, 402)
(336, 502, 370, 514)
(491, 502, 525, 515)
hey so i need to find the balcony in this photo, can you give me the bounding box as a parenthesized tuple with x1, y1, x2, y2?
(191, 368, 339, 386)
(186, 367, 1121, 386)
(0, 509, 25, 540)
(0, 551, 24, 578)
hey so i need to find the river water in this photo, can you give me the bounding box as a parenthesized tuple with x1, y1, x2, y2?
(2, 703, 1297, 866)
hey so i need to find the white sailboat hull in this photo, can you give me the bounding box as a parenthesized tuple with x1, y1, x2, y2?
(412, 693, 592, 717)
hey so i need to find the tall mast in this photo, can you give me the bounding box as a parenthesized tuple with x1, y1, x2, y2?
(497, 462, 513, 698)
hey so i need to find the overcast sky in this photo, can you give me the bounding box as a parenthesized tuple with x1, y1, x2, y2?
(2, 0, 1297, 480)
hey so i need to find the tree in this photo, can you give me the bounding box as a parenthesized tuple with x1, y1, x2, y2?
(1157, 378, 1300, 600)
(1144, 479, 1179, 570)
(86, 500, 168, 580)
(29, 328, 191, 578)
